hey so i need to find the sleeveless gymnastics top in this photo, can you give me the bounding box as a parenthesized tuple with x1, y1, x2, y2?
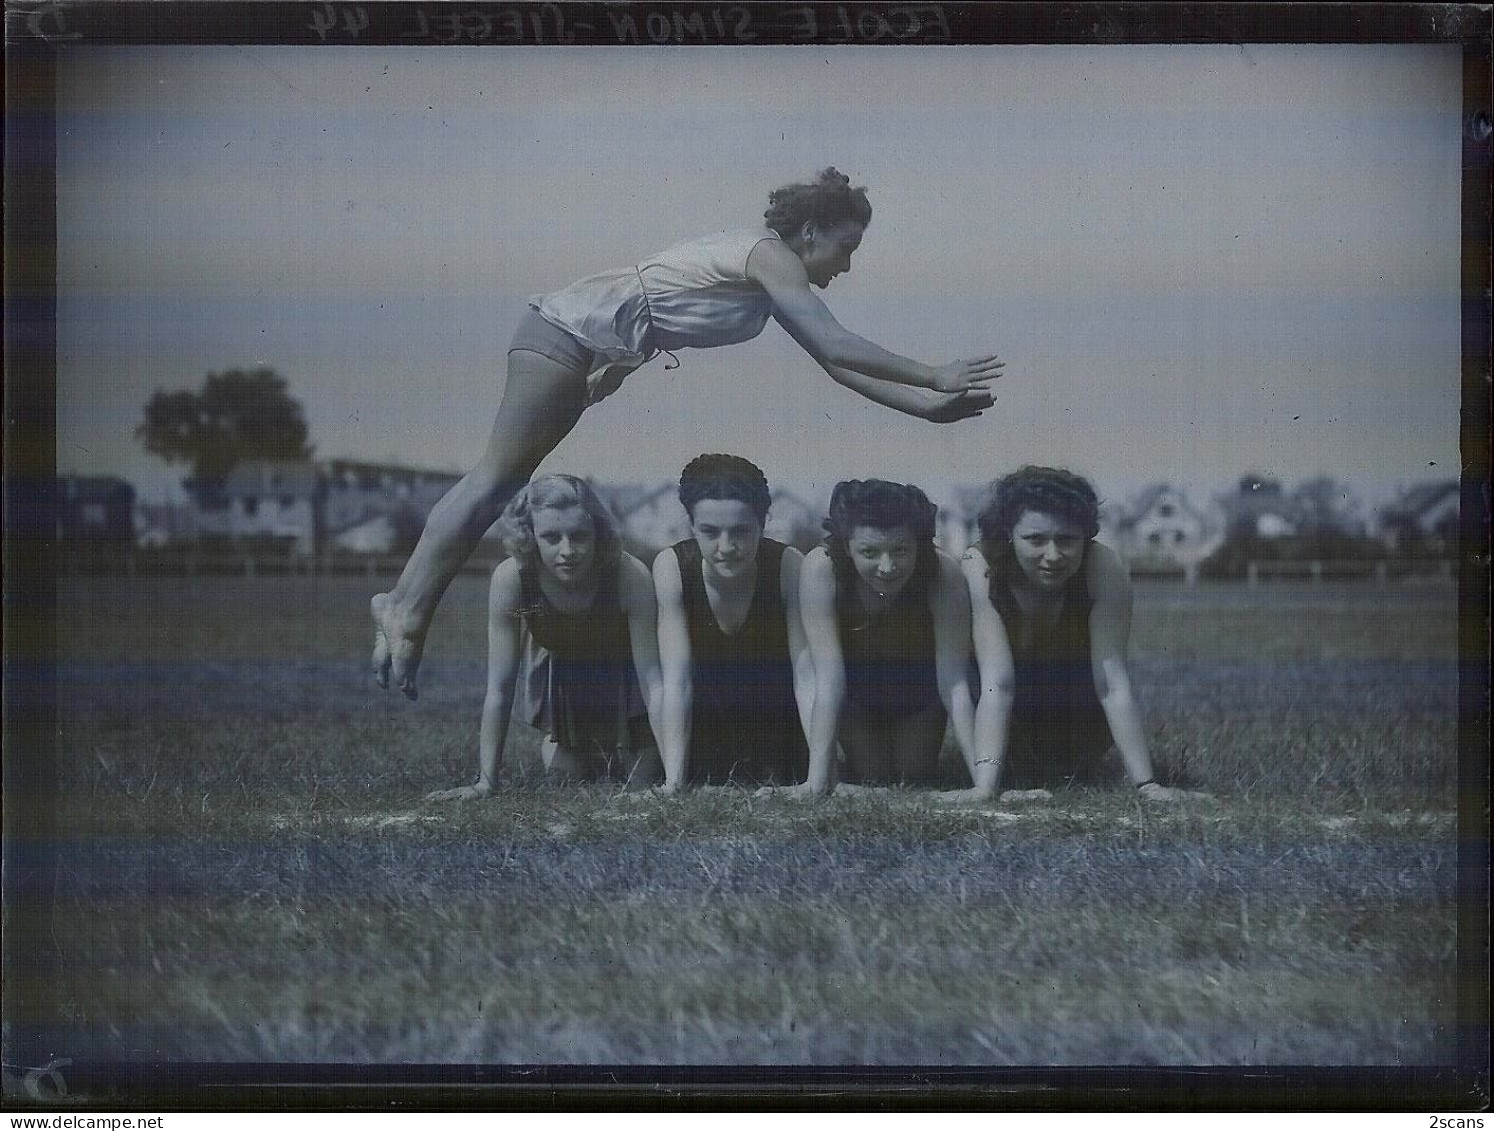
(837, 551, 942, 717)
(672, 537, 807, 785)
(530, 229, 781, 373)
(987, 550, 1114, 786)
(514, 561, 650, 753)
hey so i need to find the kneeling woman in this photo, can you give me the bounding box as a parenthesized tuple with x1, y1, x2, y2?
(781, 480, 977, 795)
(653, 454, 813, 789)
(427, 475, 664, 800)
(948, 466, 1196, 803)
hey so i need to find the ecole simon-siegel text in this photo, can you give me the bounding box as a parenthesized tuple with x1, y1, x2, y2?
(306, 3, 953, 45)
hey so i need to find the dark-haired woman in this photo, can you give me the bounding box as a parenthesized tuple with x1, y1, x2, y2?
(374, 168, 1004, 701)
(771, 480, 977, 796)
(653, 454, 812, 790)
(940, 466, 1207, 804)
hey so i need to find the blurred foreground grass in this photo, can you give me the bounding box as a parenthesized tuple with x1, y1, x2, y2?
(16, 575, 1464, 1065)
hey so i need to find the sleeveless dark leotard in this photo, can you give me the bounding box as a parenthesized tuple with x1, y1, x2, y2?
(515, 561, 653, 754)
(831, 549, 946, 786)
(673, 538, 808, 785)
(989, 552, 1115, 788)
(838, 563, 942, 719)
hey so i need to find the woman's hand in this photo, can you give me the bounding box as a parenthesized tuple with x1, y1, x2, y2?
(754, 781, 825, 800)
(1137, 782, 1214, 803)
(1002, 788, 1054, 803)
(924, 389, 995, 423)
(929, 787, 996, 805)
(931, 354, 1004, 395)
(425, 782, 493, 803)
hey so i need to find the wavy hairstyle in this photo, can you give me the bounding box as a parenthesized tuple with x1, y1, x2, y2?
(764, 167, 872, 239)
(976, 466, 1100, 600)
(822, 479, 938, 616)
(498, 474, 622, 574)
(678, 453, 772, 524)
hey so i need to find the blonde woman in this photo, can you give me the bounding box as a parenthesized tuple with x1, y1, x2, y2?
(427, 475, 663, 800)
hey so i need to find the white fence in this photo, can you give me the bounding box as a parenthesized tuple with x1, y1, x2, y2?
(53, 549, 1460, 585)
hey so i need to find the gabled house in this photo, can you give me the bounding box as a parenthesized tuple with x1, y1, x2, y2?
(938, 482, 995, 557)
(217, 459, 323, 554)
(1378, 480, 1459, 556)
(1112, 483, 1223, 568)
(596, 481, 688, 556)
(764, 485, 824, 552)
(57, 476, 136, 544)
(320, 459, 463, 555)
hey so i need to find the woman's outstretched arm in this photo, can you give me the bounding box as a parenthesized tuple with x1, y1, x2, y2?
(747, 239, 1002, 395)
(427, 561, 524, 801)
(816, 359, 994, 423)
(650, 547, 694, 793)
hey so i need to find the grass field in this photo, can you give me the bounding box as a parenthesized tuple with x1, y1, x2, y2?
(13, 573, 1464, 1066)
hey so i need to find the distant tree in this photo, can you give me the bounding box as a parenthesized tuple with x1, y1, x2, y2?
(1204, 473, 1382, 578)
(136, 367, 313, 505)
(1292, 476, 1371, 554)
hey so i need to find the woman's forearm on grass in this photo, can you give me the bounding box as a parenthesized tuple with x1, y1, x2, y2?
(1094, 642, 1155, 783)
(637, 669, 673, 785)
(657, 670, 692, 787)
(1098, 683, 1157, 786)
(791, 653, 817, 747)
(804, 674, 844, 792)
(477, 683, 515, 789)
(970, 686, 1013, 797)
(943, 679, 979, 781)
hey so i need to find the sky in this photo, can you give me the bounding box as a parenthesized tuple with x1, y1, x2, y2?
(54, 44, 1463, 511)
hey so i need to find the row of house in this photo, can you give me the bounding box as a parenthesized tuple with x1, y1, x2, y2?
(127, 459, 465, 557)
(56, 463, 1465, 568)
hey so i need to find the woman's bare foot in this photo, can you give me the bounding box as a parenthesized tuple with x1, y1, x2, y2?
(371, 592, 426, 700)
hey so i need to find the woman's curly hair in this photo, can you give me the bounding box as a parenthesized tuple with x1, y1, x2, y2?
(678, 453, 772, 524)
(976, 466, 1100, 595)
(499, 474, 622, 574)
(822, 479, 938, 616)
(764, 167, 872, 239)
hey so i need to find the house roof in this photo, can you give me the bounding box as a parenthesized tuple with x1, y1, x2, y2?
(769, 487, 817, 515)
(949, 482, 995, 517)
(1127, 483, 1174, 519)
(322, 457, 463, 485)
(57, 475, 135, 503)
(1114, 483, 1204, 530)
(1383, 479, 1459, 518)
(598, 481, 675, 520)
(222, 459, 319, 498)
